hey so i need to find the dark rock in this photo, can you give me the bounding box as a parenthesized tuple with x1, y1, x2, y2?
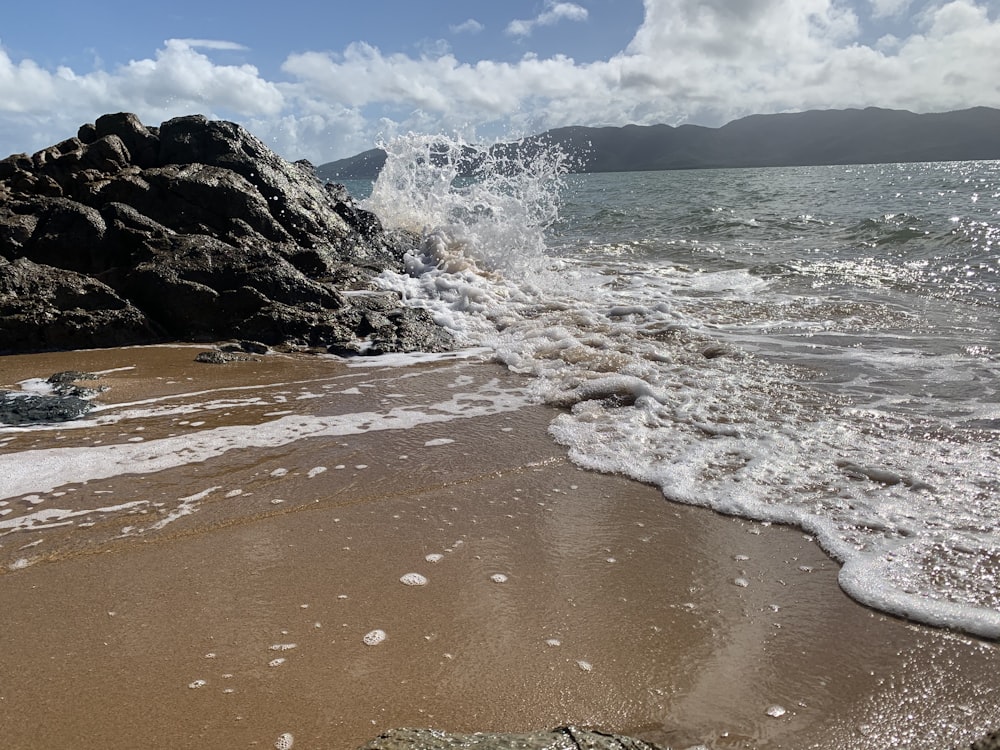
(0, 371, 104, 424)
(47, 371, 99, 384)
(357, 727, 664, 750)
(0, 392, 93, 425)
(324, 292, 451, 356)
(0, 257, 157, 353)
(194, 349, 257, 364)
(219, 340, 269, 355)
(44, 371, 104, 399)
(0, 112, 444, 355)
(94, 112, 159, 168)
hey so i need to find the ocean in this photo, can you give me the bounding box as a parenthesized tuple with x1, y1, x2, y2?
(359, 142, 1000, 640)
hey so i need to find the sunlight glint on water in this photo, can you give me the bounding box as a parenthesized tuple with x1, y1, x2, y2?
(366, 143, 1000, 639)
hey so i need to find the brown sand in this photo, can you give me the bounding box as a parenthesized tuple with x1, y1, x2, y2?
(0, 346, 996, 750)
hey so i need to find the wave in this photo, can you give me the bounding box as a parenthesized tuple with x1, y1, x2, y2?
(365, 136, 1000, 640)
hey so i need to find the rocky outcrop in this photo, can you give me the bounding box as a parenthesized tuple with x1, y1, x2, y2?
(357, 727, 663, 750)
(0, 112, 450, 355)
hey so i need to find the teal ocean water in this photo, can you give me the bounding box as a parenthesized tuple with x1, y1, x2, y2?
(361, 147, 1000, 639)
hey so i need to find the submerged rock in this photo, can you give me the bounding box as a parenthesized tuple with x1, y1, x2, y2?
(0, 112, 450, 355)
(357, 727, 663, 750)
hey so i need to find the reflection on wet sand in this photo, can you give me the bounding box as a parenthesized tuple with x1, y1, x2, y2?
(0, 346, 996, 750)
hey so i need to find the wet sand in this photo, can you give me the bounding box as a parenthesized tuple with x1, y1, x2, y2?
(0, 346, 996, 750)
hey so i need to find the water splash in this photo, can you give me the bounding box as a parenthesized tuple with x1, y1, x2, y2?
(363, 134, 568, 279)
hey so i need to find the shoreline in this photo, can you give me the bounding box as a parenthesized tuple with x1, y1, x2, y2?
(0, 346, 996, 749)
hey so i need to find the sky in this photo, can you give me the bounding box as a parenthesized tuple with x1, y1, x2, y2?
(1, 0, 998, 164)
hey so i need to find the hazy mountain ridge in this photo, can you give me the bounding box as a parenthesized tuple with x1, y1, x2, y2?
(316, 107, 1000, 181)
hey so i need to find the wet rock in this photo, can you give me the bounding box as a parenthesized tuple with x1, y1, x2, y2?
(0, 392, 92, 425)
(0, 257, 157, 353)
(220, 340, 270, 355)
(194, 349, 255, 364)
(45, 371, 104, 399)
(0, 112, 450, 355)
(327, 292, 451, 356)
(357, 727, 664, 750)
(0, 370, 105, 425)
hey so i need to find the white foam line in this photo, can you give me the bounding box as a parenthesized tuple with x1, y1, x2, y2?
(0, 387, 531, 500)
(0, 500, 149, 533)
(88, 358, 479, 414)
(89, 375, 360, 413)
(341, 347, 493, 368)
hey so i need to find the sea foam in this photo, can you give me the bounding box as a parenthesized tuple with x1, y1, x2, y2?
(360, 134, 1000, 640)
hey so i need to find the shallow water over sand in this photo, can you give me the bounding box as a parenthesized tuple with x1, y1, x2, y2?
(0, 346, 997, 750)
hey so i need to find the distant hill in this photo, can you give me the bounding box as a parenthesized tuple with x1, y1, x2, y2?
(316, 107, 1000, 181)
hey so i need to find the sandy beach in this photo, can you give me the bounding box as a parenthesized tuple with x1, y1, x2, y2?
(0, 346, 996, 750)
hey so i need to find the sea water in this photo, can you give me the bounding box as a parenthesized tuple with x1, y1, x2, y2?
(363, 141, 1000, 640)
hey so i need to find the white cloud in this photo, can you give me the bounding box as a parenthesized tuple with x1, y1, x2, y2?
(506, 2, 589, 36)
(0, 38, 283, 154)
(2, 1, 1000, 164)
(450, 19, 485, 34)
(869, 0, 913, 17)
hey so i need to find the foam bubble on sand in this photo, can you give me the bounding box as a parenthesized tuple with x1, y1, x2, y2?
(424, 438, 455, 447)
(270, 643, 297, 651)
(270, 468, 289, 477)
(363, 629, 387, 645)
(490, 573, 509, 583)
(766, 705, 787, 718)
(188, 679, 207, 689)
(274, 732, 295, 750)
(545, 638, 561, 647)
(225, 489, 244, 498)
(577, 660, 593, 671)
(307, 466, 327, 478)
(425, 553, 444, 563)
(400, 572, 428, 586)
(268, 658, 286, 667)
(734, 577, 750, 588)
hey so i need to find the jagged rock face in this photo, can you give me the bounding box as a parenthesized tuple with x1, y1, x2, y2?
(0, 112, 449, 355)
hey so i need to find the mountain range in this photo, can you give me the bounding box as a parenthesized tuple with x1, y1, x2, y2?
(316, 106, 1000, 181)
